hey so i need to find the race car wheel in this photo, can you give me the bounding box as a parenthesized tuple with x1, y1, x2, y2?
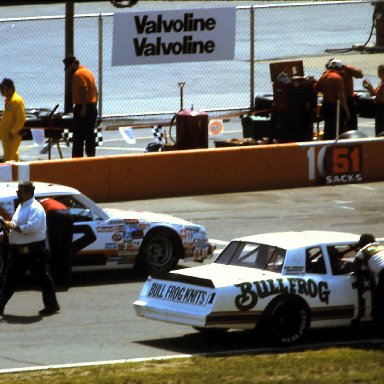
(259, 296, 309, 346)
(137, 228, 182, 276)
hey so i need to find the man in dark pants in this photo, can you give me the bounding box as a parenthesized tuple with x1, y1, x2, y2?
(353, 233, 384, 330)
(0, 181, 60, 317)
(63, 55, 98, 158)
(39, 198, 73, 289)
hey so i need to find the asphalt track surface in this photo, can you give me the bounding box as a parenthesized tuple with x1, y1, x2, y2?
(0, 181, 384, 371)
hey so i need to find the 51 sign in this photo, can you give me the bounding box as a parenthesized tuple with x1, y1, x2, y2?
(306, 145, 363, 185)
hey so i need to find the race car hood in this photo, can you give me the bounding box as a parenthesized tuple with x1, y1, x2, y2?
(165, 263, 279, 288)
(104, 208, 201, 227)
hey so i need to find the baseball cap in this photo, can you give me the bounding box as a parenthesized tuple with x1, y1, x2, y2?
(327, 59, 343, 70)
(0, 78, 14, 88)
(63, 55, 77, 70)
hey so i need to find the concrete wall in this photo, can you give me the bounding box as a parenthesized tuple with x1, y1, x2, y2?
(2, 138, 384, 202)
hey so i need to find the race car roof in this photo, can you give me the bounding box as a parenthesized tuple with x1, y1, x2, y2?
(235, 231, 361, 250)
(0, 181, 80, 199)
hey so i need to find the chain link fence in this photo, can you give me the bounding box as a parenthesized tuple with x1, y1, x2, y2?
(0, 1, 382, 122)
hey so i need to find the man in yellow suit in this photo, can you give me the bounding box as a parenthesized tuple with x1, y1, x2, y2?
(0, 78, 26, 162)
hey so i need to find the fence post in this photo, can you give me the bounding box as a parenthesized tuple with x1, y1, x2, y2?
(250, 6, 255, 111)
(64, 1, 74, 113)
(98, 13, 103, 117)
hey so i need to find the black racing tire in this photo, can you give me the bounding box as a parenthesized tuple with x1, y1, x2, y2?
(258, 296, 309, 346)
(136, 228, 182, 276)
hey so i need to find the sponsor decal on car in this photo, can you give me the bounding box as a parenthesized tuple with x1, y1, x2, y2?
(147, 281, 215, 306)
(234, 277, 330, 311)
(112, 232, 123, 242)
(284, 266, 305, 274)
(108, 219, 126, 225)
(97, 226, 114, 233)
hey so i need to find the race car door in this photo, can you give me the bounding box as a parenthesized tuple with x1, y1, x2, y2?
(326, 244, 375, 324)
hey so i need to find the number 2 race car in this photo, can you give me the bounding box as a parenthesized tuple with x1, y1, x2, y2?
(134, 231, 379, 345)
(0, 182, 212, 278)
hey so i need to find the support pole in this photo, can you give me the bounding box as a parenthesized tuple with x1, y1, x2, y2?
(98, 13, 103, 117)
(64, 0, 74, 113)
(374, 2, 384, 48)
(250, 6, 255, 110)
(335, 99, 340, 142)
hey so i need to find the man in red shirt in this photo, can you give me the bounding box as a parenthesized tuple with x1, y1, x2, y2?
(315, 59, 350, 140)
(39, 197, 73, 289)
(63, 56, 98, 158)
(325, 59, 363, 131)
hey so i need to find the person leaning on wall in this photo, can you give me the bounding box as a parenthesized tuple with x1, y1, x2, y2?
(362, 64, 384, 136)
(0, 78, 26, 162)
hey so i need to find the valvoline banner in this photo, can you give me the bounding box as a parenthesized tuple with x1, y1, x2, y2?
(112, 7, 236, 66)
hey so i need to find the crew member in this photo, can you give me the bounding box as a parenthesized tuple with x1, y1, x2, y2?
(315, 59, 350, 140)
(0, 78, 26, 162)
(39, 197, 73, 289)
(335, 60, 363, 131)
(62, 55, 98, 158)
(352, 233, 384, 325)
(362, 64, 384, 136)
(0, 181, 60, 317)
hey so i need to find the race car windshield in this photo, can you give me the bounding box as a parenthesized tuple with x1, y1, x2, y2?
(215, 241, 286, 272)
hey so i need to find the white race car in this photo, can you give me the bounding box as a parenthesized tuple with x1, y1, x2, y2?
(0, 182, 212, 277)
(134, 231, 379, 345)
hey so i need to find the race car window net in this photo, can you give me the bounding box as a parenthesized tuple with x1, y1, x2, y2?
(327, 244, 357, 275)
(306, 247, 326, 274)
(215, 241, 286, 272)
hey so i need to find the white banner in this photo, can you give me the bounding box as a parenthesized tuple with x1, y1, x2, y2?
(112, 7, 236, 66)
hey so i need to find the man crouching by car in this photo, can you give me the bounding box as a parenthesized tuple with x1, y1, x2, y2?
(353, 233, 384, 332)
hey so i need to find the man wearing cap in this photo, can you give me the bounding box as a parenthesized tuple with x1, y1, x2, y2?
(63, 56, 98, 158)
(325, 58, 363, 131)
(0, 181, 60, 317)
(314, 59, 350, 140)
(353, 233, 384, 326)
(0, 78, 26, 162)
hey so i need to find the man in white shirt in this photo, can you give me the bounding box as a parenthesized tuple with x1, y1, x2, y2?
(0, 181, 60, 317)
(353, 233, 384, 326)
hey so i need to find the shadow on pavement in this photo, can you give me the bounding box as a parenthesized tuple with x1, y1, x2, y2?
(1, 314, 42, 325)
(134, 324, 382, 356)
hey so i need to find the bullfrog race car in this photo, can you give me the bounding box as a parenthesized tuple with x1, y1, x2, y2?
(0, 182, 212, 278)
(134, 231, 379, 345)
